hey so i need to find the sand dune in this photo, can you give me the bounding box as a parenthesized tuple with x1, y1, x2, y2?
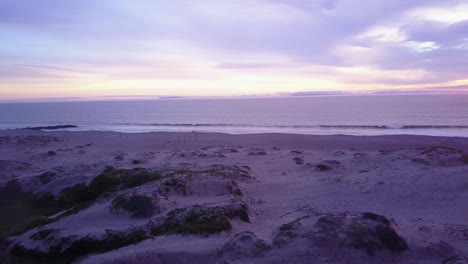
(0, 130, 467, 263)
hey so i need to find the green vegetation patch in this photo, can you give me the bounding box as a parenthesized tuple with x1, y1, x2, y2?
(151, 204, 249, 237)
(10, 227, 148, 263)
(164, 166, 253, 182)
(0, 180, 65, 238)
(89, 168, 162, 194)
(2, 166, 244, 240)
(2, 168, 163, 237)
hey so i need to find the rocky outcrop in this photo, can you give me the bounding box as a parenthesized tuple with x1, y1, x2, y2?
(22, 125, 78, 130)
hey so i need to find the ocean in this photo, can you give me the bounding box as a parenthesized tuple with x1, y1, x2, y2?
(0, 94, 467, 137)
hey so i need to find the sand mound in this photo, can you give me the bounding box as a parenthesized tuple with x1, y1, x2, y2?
(412, 146, 468, 166)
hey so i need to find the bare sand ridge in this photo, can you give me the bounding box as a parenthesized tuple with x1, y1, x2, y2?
(0, 130, 467, 263)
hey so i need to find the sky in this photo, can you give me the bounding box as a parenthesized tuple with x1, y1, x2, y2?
(1, 0, 468, 101)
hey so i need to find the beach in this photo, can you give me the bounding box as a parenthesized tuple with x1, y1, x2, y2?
(1, 130, 467, 263)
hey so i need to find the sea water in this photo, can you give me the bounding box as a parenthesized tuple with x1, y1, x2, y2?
(0, 94, 467, 137)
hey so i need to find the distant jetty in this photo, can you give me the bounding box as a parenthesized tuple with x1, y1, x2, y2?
(21, 125, 78, 130)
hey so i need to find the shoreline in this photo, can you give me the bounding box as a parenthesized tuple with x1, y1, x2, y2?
(2, 129, 468, 151)
(2, 122, 468, 138)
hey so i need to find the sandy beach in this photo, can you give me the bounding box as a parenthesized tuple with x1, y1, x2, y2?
(1, 130, 467, 263)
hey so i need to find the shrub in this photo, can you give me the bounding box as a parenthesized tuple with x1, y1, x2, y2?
(316, 163, 332, 171)
(0, 179, 23, 203)
(57, 183, 95, 208)
(154, 209, 232, 237)
(374, 225, 408, 253)
(33, 192, 57, 208)
(163, 178, 188, 195)
(89, 168, 162, 193)
(110, 194, 155, 218)
(122, 170, 162, 189)
(152, 204, 249, 237)
(64, 228, 148, 257)
(227, 181, 243, 196)
(88, 169, 125, 194)
(12, 227, 149, 262)
(38, 172, 56, 184)
(5, 168, 163, 237)
(361, 212, 390, 226)
(30, 228, 60, 242)
(11, 218, 54, 237)
(10, 244, 47, 258)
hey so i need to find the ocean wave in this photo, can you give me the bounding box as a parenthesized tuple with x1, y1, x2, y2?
(320, 125, 468, 129)
(113, 123, 468, 130)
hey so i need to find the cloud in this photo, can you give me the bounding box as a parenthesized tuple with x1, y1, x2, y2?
(0, 0, 467, 100)
(16, 64, 99, 74)
(217, 62, 278, 69)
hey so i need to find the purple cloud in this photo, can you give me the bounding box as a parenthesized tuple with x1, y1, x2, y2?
(0, 0, 467, 99)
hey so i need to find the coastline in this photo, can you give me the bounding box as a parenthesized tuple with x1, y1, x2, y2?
(2, 129, 468, 151)
(1, 129, 467, 263)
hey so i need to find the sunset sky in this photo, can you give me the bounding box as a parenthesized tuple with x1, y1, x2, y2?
(1, 0, 468, 101)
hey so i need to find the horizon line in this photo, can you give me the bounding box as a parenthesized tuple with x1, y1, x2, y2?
(1, 90, 467, 104)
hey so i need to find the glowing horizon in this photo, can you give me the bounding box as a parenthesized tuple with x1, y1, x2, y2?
(1, 0, 468, 101)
